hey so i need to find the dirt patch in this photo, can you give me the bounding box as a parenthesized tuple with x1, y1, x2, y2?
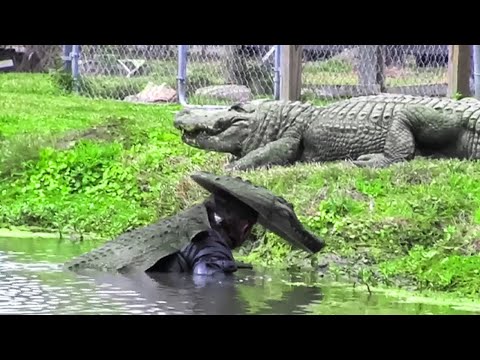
(56, 117, 131, 150)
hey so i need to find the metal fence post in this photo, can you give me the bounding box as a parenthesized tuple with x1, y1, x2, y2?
(274, 45, 281, 100)
(177, 45, 188, 105)
(62, 45, 73, 73)
(71, 45, 80, 92)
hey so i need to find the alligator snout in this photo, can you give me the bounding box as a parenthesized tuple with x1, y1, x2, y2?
(177, 108, 191, 116)
(174, 109, 223, 134)
(173, 117, 187, 130)
(173, 111, 191, 130)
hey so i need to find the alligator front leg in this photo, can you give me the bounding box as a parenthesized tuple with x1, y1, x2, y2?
(225, 137, 301, 171)
(353, 106, 460, 168)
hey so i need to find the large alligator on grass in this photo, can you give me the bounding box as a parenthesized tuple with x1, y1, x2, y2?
(174, 94, 480, 170)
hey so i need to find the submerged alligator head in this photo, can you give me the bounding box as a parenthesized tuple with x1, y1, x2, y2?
(174, 102, 262, 157)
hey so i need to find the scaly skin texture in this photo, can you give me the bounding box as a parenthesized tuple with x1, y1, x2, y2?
(64, 172, 324, 274)
(191, 171, 325, 254)
(63, 203, 213, 273)
(174, 95, 480, 169)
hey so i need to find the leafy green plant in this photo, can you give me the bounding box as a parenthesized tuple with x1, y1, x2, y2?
(3, 73, 480, 299)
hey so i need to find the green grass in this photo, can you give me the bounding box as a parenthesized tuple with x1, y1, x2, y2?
(0, 73, 226, 240)
(0, 73, 63, 96)
(1, 72, 479, 300)
(226, 162, 480, 298)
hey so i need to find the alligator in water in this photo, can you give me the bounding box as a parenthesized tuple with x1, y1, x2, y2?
(64, 171, 324, 274)
(174, 94, 480, 170)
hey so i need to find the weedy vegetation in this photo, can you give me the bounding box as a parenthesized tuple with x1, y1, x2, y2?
(1, 72, 479, 299)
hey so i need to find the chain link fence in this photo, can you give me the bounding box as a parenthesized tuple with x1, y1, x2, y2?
(301, 45, 450, 103)
(179, 45, 277, 106)
(68, 45, 453, 105)
(2, 45, 474, 106)
(71, 45, 178, 101)
(71, 45, 277, 106)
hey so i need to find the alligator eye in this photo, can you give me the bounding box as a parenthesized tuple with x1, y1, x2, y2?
(230, 103, 246, 112)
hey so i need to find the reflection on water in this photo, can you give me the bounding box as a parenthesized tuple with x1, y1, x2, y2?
(0, 236, 479, 315)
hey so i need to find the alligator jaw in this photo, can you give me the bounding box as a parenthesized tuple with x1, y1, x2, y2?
(181, 129, 202, 146)
(181, 128, 220, 148)
(180, 126, 244, 155)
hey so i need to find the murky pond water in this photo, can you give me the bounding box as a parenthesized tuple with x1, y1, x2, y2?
(0, 236, 479, 315)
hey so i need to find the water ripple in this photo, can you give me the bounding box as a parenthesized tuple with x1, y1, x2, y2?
(0, 237, 479, 315)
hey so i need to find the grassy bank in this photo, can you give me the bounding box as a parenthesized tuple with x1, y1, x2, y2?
(0, 73, 226, 240)
(1, 73, 480, 299)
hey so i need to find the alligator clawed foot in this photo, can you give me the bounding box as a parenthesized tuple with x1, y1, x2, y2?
(351, 153, 391, 168)
(224, 162, 237, 172)
(224, 160, 254, 172)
